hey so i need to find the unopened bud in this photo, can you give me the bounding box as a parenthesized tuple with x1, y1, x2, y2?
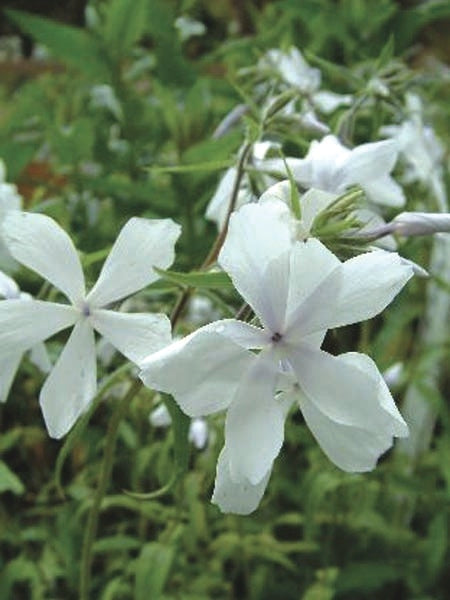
(392, 212, 450, 236)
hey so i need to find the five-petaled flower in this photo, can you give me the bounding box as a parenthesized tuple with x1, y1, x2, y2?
(0, 211, 180, 438)
(262, 134, 405, 208)
(140, 200, 412, 514)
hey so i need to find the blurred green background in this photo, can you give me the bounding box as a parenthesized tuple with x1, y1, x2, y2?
(0, 1, 449, 598)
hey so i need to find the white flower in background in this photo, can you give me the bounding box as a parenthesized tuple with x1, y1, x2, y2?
(206, 142, 280, 229)
(174, 15, 206, 42)
(0, 212, 180, 438)
(0, 159, 22, 271)
(187, 295, 221, 326)
(141, 201, 412, 514)
(261, 135, 405, 208)
(90, 85, 123, 121)
(381, 93, 447, 210)
(150, 403, 208, 450)
(0, 270, 51, 403)
(261, 47, 352, 114)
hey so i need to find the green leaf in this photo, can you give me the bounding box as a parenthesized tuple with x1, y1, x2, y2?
(147, 159, 232, 174)
(154, 267, 233, 290)
(103, 0, 149, 55)
(336, 561, 400, 594)
(0, 460, 25, 495)
(134, 542, 175, 600)
(5, 10, 110, 80)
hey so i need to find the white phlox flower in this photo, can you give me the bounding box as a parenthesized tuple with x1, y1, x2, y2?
(381, 93, 447, 210)
(0, 211, 180, 438)
(260, 47, 352, 114)
(0, 270, 51, 402)
(140, 201, 412, 514)
(259, 180, 397, 251)
(0, 159, 22, 271)
(205, 142, 280, 229)
(261, 134, 406, 208)
(150, 403, 209, 450)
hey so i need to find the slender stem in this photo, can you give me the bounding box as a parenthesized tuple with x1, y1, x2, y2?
(169, 143, 253, 325)
(79, 378, 141, 600)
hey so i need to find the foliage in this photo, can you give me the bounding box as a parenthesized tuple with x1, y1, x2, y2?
(0, 0, 449, 598)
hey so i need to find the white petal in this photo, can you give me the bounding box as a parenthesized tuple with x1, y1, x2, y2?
(287, 250, 413, 336)
(206, 319, 267, 348)
(40, 319, 97, 439)
(313, 91, 353, 114)
(338, 139, 398, 190)
(2, 212, 86, 304)
(188, 418, 208, 449)
(0, 270, 20, 299)
(140, 326, 257, 417)
(0, 300, 78, 362)
(289, 346, 407, 435)
(86, 217, 181, 307)
(206, 168, 238, 228)
(363, 176, 406, 208)
(90, 309, 171, 365)
(299, 188, 337, 233)
(218, 202, 294, 328)
(149, 404, 172, 427)
(297, 351, 407, 471)
(212, 445, 271, 515)
(285, 238, 340, 330)
(226, 351, 282, 484)
(0, 352, 22, 403)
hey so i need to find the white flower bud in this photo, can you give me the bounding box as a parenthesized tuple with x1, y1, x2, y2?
(392, 212, 450, 236)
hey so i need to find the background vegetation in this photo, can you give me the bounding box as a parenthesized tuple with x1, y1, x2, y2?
(0, 1, 449, 598)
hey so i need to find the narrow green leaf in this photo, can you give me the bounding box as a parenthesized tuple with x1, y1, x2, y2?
(147, 159, 232, 174)
(154, 267, 233, 290)
(103, 0, 149, 55)
(0, 460, 25, 495)
(5, 9, 110, 80)
(134, 543, 175, 600)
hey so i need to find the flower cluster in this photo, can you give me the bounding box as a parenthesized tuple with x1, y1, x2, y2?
(1, 42, 448, 516)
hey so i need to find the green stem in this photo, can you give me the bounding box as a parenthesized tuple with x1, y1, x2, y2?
(79, 378, 141, 600)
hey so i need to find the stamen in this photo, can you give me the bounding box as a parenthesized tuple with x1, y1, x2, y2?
(271, 332, 282, 343)
(82, 303, 91, 317)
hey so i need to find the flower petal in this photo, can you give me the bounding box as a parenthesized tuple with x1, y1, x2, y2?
(288, 249, 413, 336)
(0, 352, 22, 403)
(91, 309, 171, 365)
(285, 238, 340, 330)
(212, 445, 271, 515)
(219, 202, 294, 329)
(0, 270, 20, 299)
(40, 319, 97, 439)
(86, 217, 181, 307)
(363, 176, 406, 208)
(207, 319, 267, 348)
(289, 345, 407, 434)
(0, 300, 78, 362)
(2, 212, 86, 304)
(297, 352, 408, 471)
(226, 351, 282, 484)
(338, 139, 398, 190)
(140, 326, 257, 417)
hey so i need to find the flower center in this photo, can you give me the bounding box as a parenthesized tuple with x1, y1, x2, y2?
(81, 302, 92, 317)
(271, 331, 283, 343)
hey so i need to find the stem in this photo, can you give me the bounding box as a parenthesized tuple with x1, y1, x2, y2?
(79, 378, 141, 600)
(170, 142, 253, 325)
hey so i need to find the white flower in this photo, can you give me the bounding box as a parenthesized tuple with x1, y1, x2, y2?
(262, 135, 406, 208)
(391, 212, 450, 237)
(0, 270, 51, 403)
(0, 212, 180, 438)
(260, 47, 352, 114)
(381, 94, 447, 210)
(259, 180, 397, 250)
(150, 403, 209, 450)
(0, 159, 22, 271)
(205, 142, 279, 229)
(140, 201, 412, 514)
